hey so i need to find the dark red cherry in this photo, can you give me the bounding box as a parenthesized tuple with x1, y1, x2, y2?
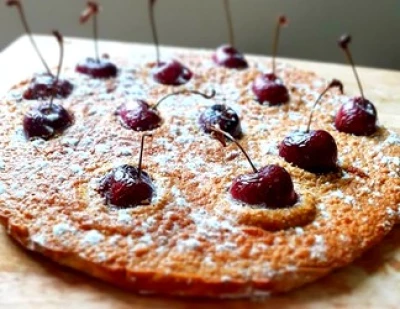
(230, 165, 297, 208)
(152, 60, 193, 86)
(23, 31, 74, 140)
(76, 57, 118, 78)
(23, 31, 72, 140)
(23, 102, 73, 140)
(147, 1, 192, 86)
(77, 2, 117, 79)
(118, 100, 161, 131)
(7, 1, 73, 100)
(279, 79, 342, 173)
(23, 73, 74, 100)
(213, 1, 247, 69)
(213, 45, 248, 69)
(97, 164, 154, 208)
(336, 35, 377, 136)
(199, 104, 242, 138)
(118, 90, 214, 132)
(208, 126, 297, 208)
(252, 73, 289, 105)
(279, 130, 338, 173)
(97, 134, 154, 208)
(335, 97, 377, 136)
(252, 15, 289, 105)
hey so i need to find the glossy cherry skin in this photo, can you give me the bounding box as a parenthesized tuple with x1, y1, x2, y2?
(252, 73, 290, 105)
(97, 164, 154, 208)
(23, 102, 73, 140)
(212, 45, 248, 69)
(23, 73, 73, 100)
(230, 165, 297, 208)
(199, 104, 242, 138)
(117, 100, 162, 131)
(76, 57, 118, 78)
(279, 130, 338, 173)
(335, 96, 377, 136)
(152, 59, 193, 86)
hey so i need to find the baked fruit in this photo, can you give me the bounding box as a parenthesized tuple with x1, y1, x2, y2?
(252, 15, 290, 105)
(0, 40, 399, 299)
(279, 79, 343, 173)
(212, 0, 248, 69)
(97, 134, 155, 208)
(7, 0, 74, 99)
(334, 35, 378, 136)
(23, 31, 74, 141)
(117, 90, 215, 132)
(207, 126, 299, 208)
(76, 2, 118, 79)
(148, 0, 192, 86)
(199, 104, 242, 138)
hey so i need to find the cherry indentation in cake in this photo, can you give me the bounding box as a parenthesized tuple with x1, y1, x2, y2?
(279, 79, 343, 173)
(23, 73, 74, 100)
(252, 73, 289, 106)
(23, 31, 73, 140)
(23, 102, 73, 140)
(199, 104, 242, 138)
(152, 60, 193, 86)
(209, 126, 297, 208)
(334, 34, 378, 136)
(97, 135, 154, 208)
(118, 100, 162, 132)
(213, 45, 248, 69)
(76, 1, 118, 79)
(118, 89, 215, 132)
(76, 57, 118, 79)
(7, 0, 74, 100)
(252, 15, 289, 105)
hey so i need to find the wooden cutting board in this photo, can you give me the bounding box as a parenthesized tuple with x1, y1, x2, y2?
(0, 35, 399, 309)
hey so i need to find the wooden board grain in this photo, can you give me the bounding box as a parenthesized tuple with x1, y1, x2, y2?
(0, 35, 399, 309)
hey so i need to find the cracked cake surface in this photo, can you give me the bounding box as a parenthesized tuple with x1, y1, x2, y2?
(0, 45, 399, 298)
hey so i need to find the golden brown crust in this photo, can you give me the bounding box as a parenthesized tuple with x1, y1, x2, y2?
(0, 46, 399, 298)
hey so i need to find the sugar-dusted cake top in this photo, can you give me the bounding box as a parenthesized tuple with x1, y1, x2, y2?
(0, 43, 399, 298)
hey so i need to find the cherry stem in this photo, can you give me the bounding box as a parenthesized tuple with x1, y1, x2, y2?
(149, 0, 160, 65)
(93, 11, 99, 62)
(80, 1, 100, 62)
(50, 30, 64, 106)
(306, 79, 344, 132)
(223, 0, 235, 47)
(138, 133, 152, 178)
(342, 45, 364, 100)
(209, 126, 258, 174)
(153, 89, 216, 110)
(272, 15, 287, 75)
(7, 0, 52, 75)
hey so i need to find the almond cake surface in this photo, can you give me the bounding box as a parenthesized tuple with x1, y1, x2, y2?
(0, 46, 399, 298)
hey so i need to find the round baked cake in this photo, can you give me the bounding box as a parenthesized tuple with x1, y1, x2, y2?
(0, 45, 399, 298)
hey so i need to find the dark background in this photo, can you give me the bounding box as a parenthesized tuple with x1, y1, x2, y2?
(1, 0, 399, 69)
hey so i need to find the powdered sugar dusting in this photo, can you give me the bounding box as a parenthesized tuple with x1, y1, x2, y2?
(0, 182, 5, 195)
(53, 223, 76, 236)
(81, 230, 104, 246)
(0, 43, 398, 297)
(309, 235, 326, 260)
